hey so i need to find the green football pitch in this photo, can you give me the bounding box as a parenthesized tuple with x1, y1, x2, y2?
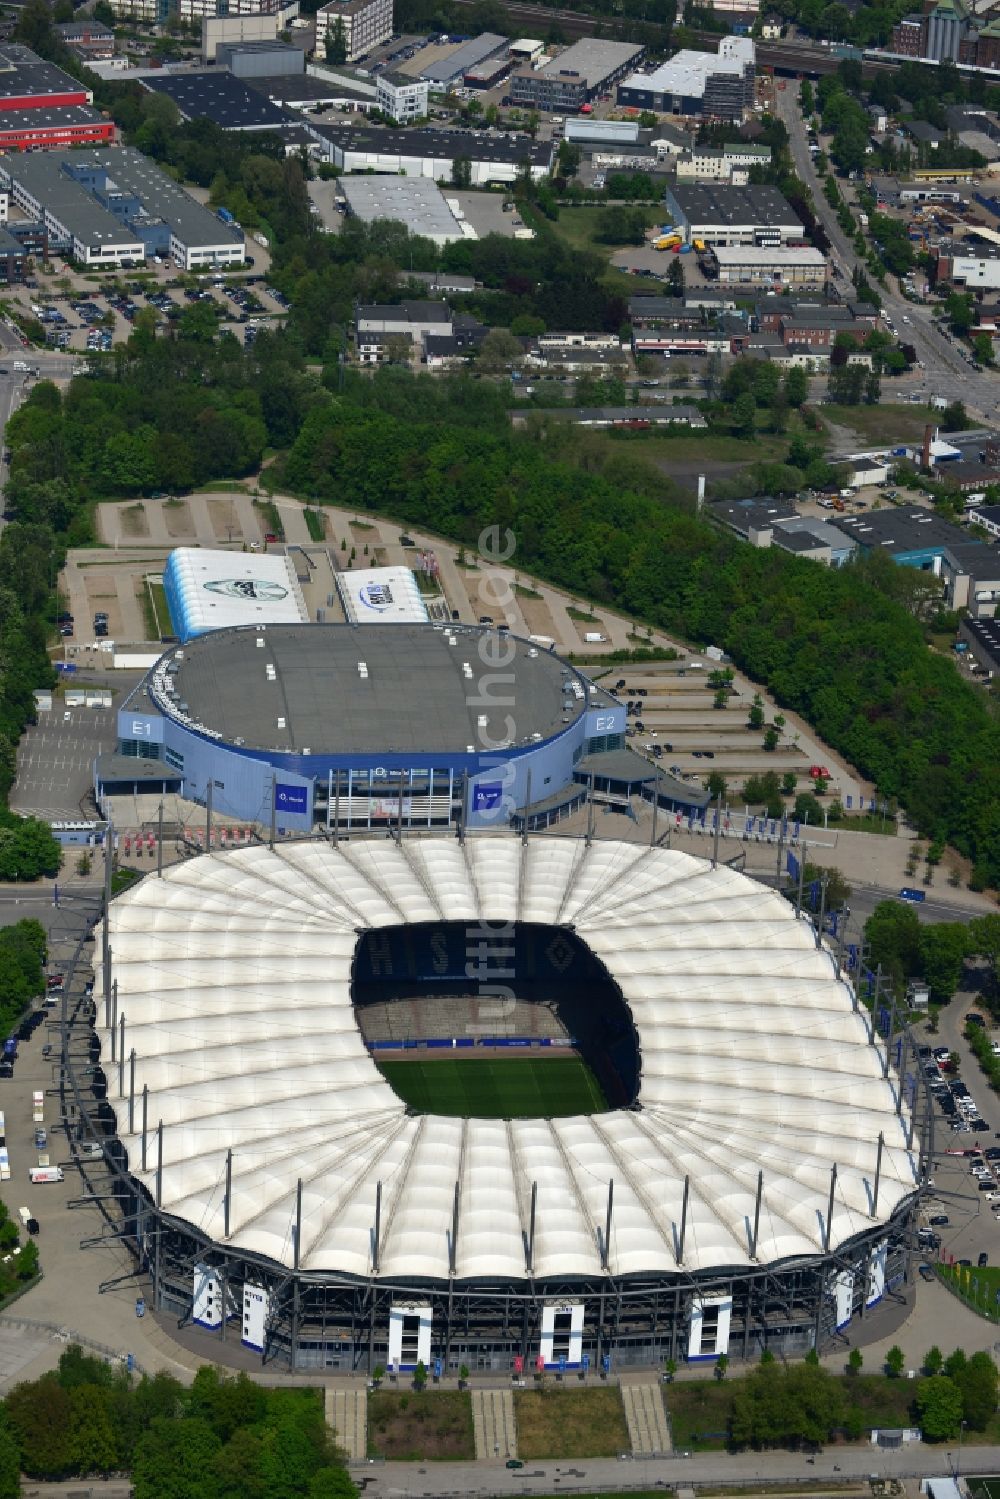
(375, 1055, 608, 1119)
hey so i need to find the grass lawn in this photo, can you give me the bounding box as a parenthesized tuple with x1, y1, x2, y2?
(542, 205, 664, 293)
(303, 506, 326, 542)
(819, 402, 938, 446)
(514, 1387, 629, 1459)
(668, 1372, 919, 1453)
(938, 1260, 1000, 1322)
(144, 578, 170, 641)
(376, 1056, 608, 1119)
(366, 1390, 474, 1461)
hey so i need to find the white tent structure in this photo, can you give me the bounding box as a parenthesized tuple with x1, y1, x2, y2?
(99, 837, 917, 1288)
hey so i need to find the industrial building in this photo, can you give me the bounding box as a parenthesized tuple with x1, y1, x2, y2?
(309, 123, 552, 183)
(830, 509, 1000, 616)
(88, 833, 921, 1372)
(934, 249, 1000, 291)
(313, 0, 392, 64)
(712, 498, 858, 567)
(202, 14, 281, 63)
(0, 148, 245, 271)
(340, 177, 470, 245)
(617, 38, 755, 121)
(0, 43, 115, 152)
(712, 244, 827, 286)
(101, 623, 628, 832)
(418, 32, 508, 87)
(510, 39, 644, 113)
(216, 40, 305, 76)
(664, 184, 804, 246)
(141, 70, 294, 132)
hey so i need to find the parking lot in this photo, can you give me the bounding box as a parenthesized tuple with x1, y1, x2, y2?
(10, 705, 118, 823)
(5, 270, 287, 357)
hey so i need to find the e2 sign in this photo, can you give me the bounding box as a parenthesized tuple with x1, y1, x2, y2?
(274, 783, 308, 815)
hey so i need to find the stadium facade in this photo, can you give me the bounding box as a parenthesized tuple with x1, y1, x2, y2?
(106, 623, 629, 831)
(81, 836, 926, 1375)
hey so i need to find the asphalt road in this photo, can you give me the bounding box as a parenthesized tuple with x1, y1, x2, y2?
(774, 83, 999, 415)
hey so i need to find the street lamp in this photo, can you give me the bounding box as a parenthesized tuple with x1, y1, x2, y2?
(958, 1417, 967, 1475)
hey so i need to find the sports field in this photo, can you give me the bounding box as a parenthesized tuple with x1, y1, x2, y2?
(376, 1055, 608, 1119)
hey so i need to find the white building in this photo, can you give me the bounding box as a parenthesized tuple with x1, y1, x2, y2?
(713, 244, 827, 284)
(375, 70, 428, 124)
(314, 0, 392, 64)
(676, 144, 771, 183)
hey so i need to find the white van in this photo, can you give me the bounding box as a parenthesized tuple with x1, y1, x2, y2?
(584, 632, 608, 643)
(28, 1166, 62, 1184)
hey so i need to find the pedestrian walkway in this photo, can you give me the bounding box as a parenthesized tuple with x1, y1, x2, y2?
(471, 1387, 517, 1460)
(326, 1385, 367, 1462)
(621, 1380, 671, 1455)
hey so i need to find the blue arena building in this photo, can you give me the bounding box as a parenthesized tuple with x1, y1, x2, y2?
(99, 623, 646, 831)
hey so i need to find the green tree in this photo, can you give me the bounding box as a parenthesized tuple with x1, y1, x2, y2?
(916, 1374, 964, 1441)
(325, 16, 347, 64)
(0, 1411, 18, 1499)
(864, 900, 922, 991)
(133, 1417, 222, 1499)
(706, 771, 727, 802)
(847, 1348, 863, 1375)
(918, 923, 970, 1004)
(6, 1376, 75, 1478)
(476, 329, 524, 373)
(885, 1345, 904, 1377)
(924, 1346, 944, 1375)
(954, 1349, 998, 1429)
(731, 391, 757, 439)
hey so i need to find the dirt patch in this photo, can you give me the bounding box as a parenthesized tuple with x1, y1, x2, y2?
(366, 1390, 475, 1461)
(120, 503, 149, 540)
(514, 1387, 629, 1460)
(351, 520, 380, 543)
(207, 497, 237, 542)
(163, 500, 193, 539)
(516, 595, 561, 638)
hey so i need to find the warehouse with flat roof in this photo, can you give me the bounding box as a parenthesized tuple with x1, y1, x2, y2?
(142, 70, 292, 131)
(309, 122, 553, 183)
(511, 38, 644, 111)
(664, 183, 804, 246)
(340, 176, 470, 244)
(0, 148, 245, 271)
(418, 32, 508, 84)
(712, 244, 827, 285)
(618, 37, 755, 120)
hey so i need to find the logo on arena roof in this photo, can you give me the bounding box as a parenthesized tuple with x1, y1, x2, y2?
(203, 579, 290, 602)
(358, 583, 394, 612)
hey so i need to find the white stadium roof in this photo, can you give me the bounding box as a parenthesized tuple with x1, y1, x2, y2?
(163, 547, 309, 641)
(101, 838, 917, 1283)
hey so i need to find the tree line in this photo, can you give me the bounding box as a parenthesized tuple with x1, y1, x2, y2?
(277, 367, 1000, 888)
(0, 1348, 356, 1497)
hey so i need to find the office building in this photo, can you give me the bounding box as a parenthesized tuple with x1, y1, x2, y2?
(314, 0, 392, 64)
(375, 70, 428, 123)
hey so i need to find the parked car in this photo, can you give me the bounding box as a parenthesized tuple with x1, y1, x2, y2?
(919, 1263, 936, 1282)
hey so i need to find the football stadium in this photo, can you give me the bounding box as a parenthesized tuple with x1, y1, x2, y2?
(86, 834, 923, 1374)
